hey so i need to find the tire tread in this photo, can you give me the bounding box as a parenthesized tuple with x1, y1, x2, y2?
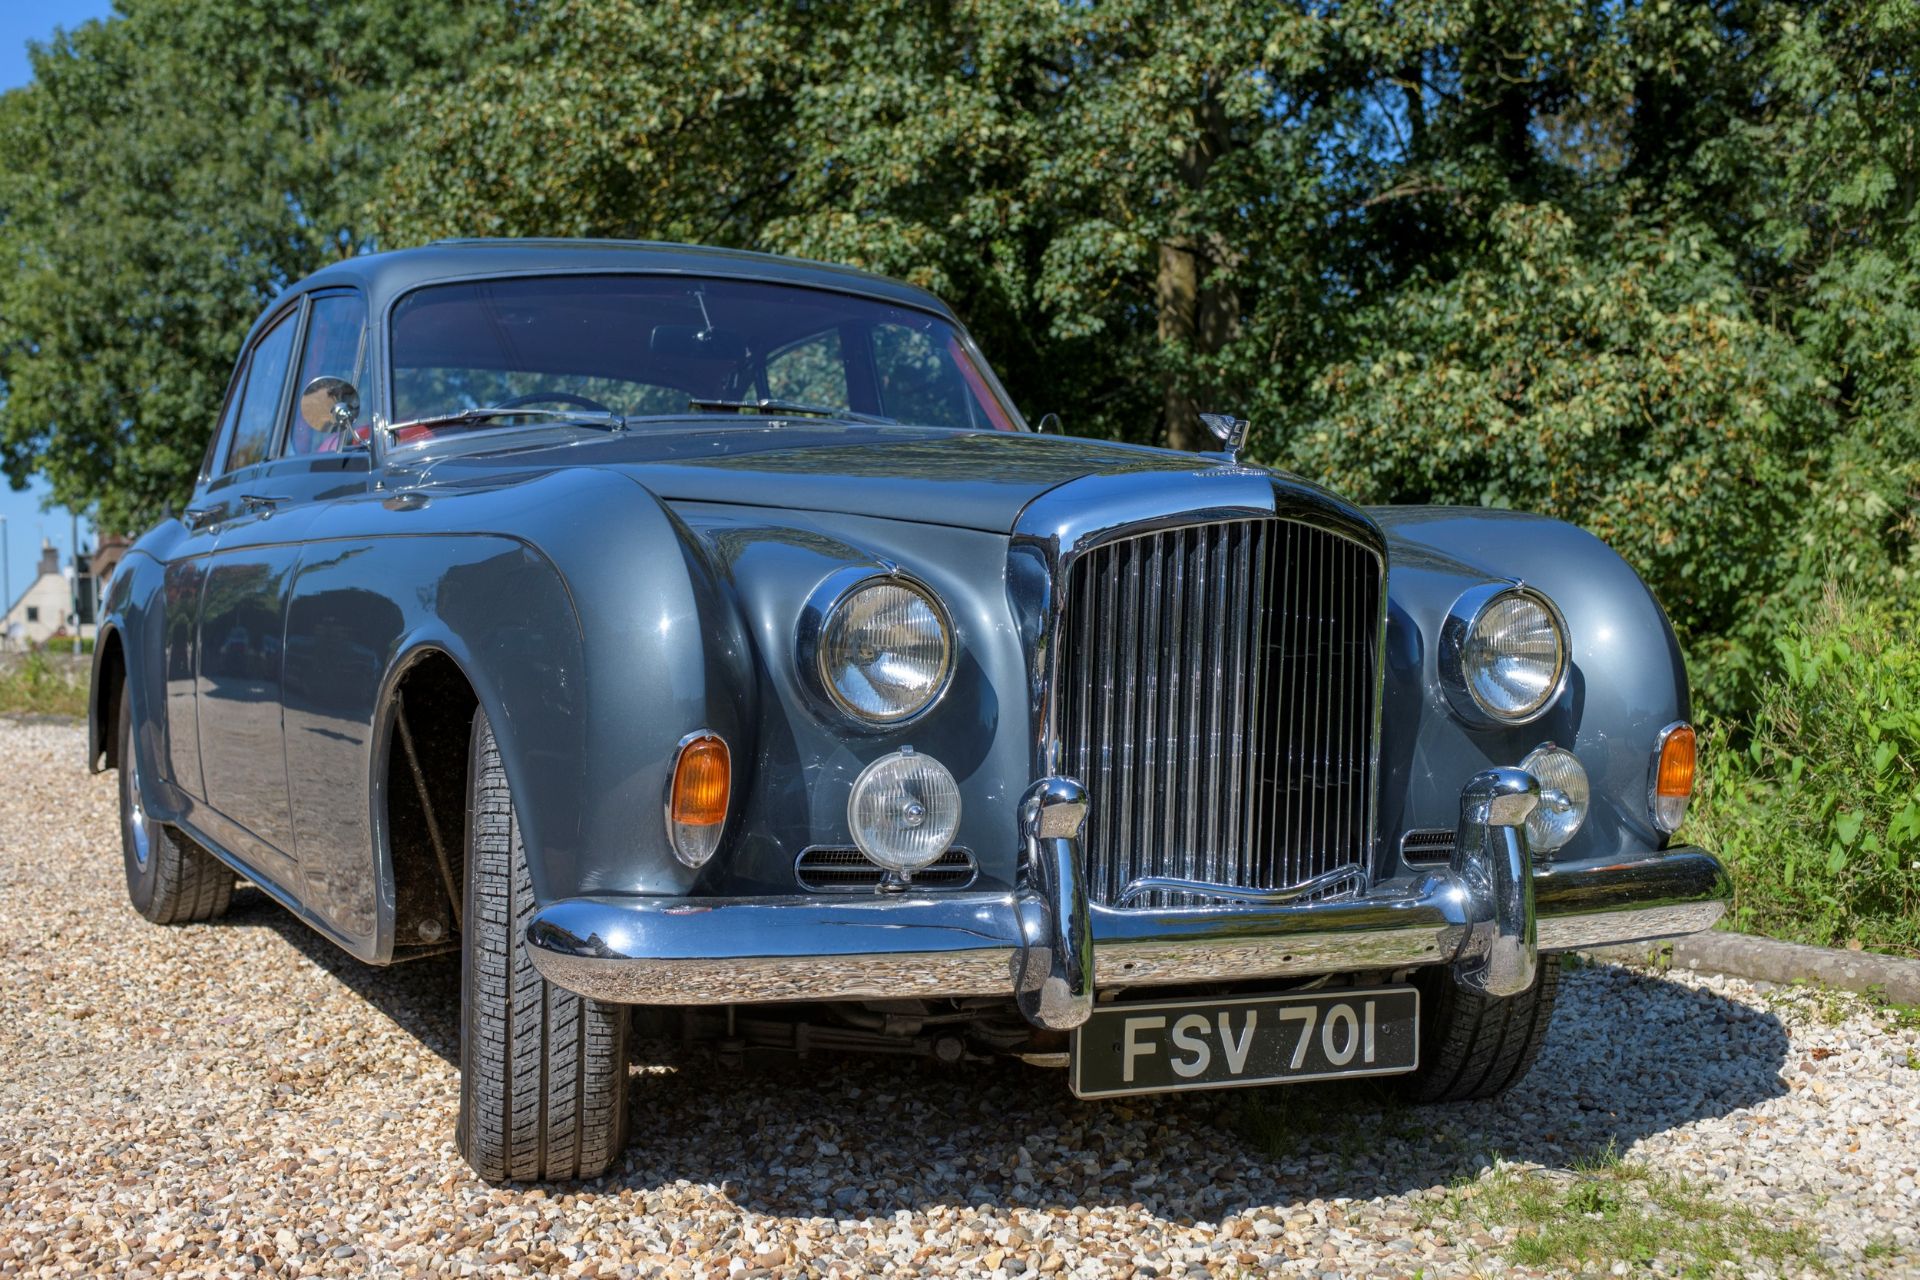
(119, 691, 233, 925)
(458, 710, 628, 1181)
(1403, 963, 1560, 1103)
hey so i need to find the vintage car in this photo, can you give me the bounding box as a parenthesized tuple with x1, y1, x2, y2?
(92, 240, 1727, 1181)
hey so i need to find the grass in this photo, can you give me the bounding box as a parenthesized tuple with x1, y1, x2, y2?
(0, 651, 90, 718)
(1234, 1082, 1853, 1276)
(1433, 1143, 1827, 1277)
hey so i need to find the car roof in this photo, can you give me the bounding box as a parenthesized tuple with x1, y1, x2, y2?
(291, 238, 958, 320)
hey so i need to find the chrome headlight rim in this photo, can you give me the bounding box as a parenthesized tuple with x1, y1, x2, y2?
(1439, 582, 1570, 726)
(799, 566, 956, 728)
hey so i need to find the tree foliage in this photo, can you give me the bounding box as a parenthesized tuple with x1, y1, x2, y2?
(0, 0, 487, 530)
(2, 0, 1916, 713)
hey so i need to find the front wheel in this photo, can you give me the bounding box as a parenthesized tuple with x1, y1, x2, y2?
(118, 684, 233, 924)
(457, 708, 630, 1181)
(1399, 962, 1560, 1103)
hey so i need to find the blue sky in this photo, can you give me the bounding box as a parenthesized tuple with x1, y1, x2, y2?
(1, 0, 116, 608)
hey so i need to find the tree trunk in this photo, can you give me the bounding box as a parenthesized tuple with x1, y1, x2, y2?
(1155, 93, 1239, 453)
(1157, 239, 1202, 452)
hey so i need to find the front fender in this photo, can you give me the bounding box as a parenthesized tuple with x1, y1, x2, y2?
(292, 466, 755, 958)
(1371, 506, 1688, 867)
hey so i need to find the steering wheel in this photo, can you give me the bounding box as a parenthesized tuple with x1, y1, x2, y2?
(492, 390, 616, 415)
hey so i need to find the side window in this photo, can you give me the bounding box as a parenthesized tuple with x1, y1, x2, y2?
(221, 310, 298, 475)
(281, 292, 369, 457)
(764, 330, 848, 409)
(872, 322, 968, 428)
(200, 372, 244, 484)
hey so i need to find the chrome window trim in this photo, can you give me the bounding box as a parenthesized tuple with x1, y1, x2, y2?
(794, 563, 956, 730)
(1437, 582, 1570, 727)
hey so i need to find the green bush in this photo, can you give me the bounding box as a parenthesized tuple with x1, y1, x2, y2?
(40, 635, 94, 655)
(1686, 588, 1920, 957)
(1285, 205, 1822, 714)
(0, 652, 90, 718)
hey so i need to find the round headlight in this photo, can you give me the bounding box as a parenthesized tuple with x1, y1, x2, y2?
(848, 748, 962, 878)
(817, 578, 953, 723)
(1446, 586, 1567, 723)
(1519, 743, 1589, 851)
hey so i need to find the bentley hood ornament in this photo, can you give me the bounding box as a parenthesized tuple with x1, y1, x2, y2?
(1198, 411, 1250, 463)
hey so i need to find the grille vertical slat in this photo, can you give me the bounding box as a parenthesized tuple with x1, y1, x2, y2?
(1055, 517, 1380, 908)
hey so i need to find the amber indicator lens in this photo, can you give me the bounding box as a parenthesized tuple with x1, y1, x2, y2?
(1650, 723, 1696, 834)
(1656, 725, 1696, 797)
(671, 736, 731, 827)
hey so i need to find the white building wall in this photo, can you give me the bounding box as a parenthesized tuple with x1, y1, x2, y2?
(2, 571, 73, 646)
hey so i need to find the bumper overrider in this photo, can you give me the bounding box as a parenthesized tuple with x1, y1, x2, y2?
(525, 768, 1729, 1032)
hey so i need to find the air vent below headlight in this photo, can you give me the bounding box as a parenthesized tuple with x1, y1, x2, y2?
(794, 845, 977, 892)
(1399, 828, 1456, 865)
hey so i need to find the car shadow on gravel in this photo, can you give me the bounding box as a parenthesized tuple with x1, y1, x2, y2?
(603, 962, 1791, 1219)
(204, 891, 1790, 1217)
(220, 884, 462, 1067)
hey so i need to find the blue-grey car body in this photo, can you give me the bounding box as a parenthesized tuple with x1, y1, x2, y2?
(90, 239, 1722, 1006)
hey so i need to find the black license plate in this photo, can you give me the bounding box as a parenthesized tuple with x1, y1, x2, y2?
(1070, 986, 1420, 1098)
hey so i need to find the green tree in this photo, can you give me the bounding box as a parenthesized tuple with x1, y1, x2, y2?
(5, 0, 1917, 719)
(0, 0, 490, 531)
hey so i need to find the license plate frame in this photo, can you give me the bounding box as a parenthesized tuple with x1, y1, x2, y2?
(1069, 986, 1421, 1099)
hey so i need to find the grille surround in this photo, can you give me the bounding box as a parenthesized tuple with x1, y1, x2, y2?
(1046, 516, 1385, 909)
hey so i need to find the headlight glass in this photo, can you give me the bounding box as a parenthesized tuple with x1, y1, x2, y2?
(819, 580, 952, 722)
(848, 748, 962, 877)
(1462, 590, 1566, 720)
(1519, 743, 1589, 851)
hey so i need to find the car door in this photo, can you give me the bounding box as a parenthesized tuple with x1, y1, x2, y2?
(195, 290, 373, 891)
(156, 366, 251, 807)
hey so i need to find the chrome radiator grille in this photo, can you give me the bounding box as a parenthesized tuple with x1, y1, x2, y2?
(1053, 518, 1383, 908)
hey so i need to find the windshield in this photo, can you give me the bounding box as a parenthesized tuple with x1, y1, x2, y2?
(388, 273, 1023, 434)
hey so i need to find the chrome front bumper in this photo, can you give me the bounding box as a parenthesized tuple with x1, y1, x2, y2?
(526, 769, 1729, 1031)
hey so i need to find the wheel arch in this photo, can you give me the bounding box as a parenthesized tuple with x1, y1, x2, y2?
(366, 636, 494, 963)
(89, 621, 128, 773)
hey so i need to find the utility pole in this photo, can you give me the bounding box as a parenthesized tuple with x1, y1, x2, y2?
(70, 511, 79, 638)
(1, 515, 9, 650)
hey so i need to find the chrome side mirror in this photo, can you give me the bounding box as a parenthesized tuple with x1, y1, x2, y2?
(1036, 412, 1062, 435)
(299, 376, 360, 435)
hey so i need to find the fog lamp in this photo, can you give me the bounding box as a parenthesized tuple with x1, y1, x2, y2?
(1518, 743, 1588, 852)
(847, 747, 961, 883)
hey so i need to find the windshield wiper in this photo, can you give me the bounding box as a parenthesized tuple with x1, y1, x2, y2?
(687, 397, 894, 425)
(384, 407, 627, 437)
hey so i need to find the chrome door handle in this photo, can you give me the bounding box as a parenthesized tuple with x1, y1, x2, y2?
(183, 507, 220, 531)
(240, 493, 290, 513)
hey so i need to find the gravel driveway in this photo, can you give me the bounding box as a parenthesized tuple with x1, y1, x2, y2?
(2, 718, 1916, 1277)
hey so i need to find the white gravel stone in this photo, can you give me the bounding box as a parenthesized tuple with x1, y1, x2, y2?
(1, 717, 1916, 1277)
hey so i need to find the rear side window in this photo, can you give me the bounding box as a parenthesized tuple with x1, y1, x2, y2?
(872, 322, 969, 427)
(282, 292, 368, 456)
(764, 330, 849, 409)
(222, 311, 298, 474)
